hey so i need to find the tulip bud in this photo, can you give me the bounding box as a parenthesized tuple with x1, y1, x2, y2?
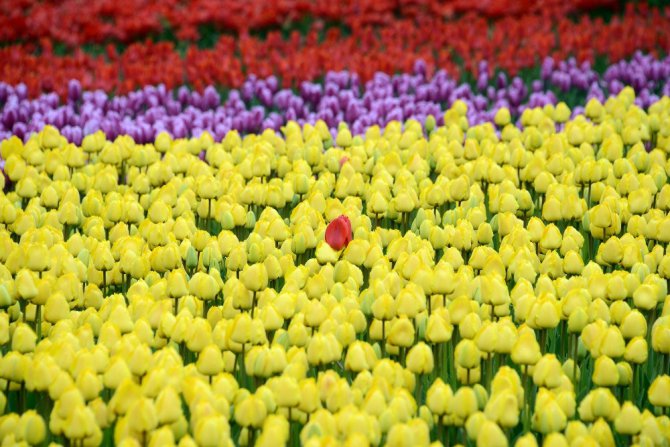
(240, 263, 269, 292)
(648, 375, 670, 407)
(406, 342, 434, 374)
(455, 339, 481, 370)
(235, 395, 267, 428)
(12, 322, 36, 353)
(614, 401, 642, 435)
(592, 356, 619, 387)
(197, 344, 224, 377)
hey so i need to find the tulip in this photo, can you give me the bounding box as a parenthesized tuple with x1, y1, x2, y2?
(325, 215, 352, 251)
(235, 395, 268, 429)
(592, 356, 620, 387)
(127, 397, 159, 438)
(648, 375, 670, 408)
(197, 344, 225, 378)
(614, 401, 642, 435)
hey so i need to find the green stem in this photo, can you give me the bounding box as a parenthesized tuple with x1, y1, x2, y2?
(251, 291, 257, 319)
(485, 354, 493, 391)
(102, 270, 107, 296)
(539, 329, 547, 355)
(572, 334, 579, 385)
(381, 320, 386, 358)
(523, 365, 532, 433)
(35, 304, 41, 341)
(415, 375, 423, 404)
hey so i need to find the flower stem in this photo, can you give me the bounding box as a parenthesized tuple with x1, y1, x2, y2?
(35, 304, 42, 341)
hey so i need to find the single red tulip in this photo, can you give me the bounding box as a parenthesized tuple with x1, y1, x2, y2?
(325, 215, 352, 251)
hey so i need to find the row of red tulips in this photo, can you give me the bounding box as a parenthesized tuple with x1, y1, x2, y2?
(1, 4, 669, 98)
(1, 0, 617, 47)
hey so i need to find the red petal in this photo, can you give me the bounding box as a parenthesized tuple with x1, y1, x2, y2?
(325, 216, 352, 250)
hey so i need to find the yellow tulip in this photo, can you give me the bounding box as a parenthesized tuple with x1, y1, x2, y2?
(406, 342, 434, 375)
(235, 395, 268, 428)
(649, 375, 670, 407)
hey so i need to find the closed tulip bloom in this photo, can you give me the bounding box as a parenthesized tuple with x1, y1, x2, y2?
(240, 263, 269, 292)
(590, 204, 612, 229)
(581, 387, 620, 422)
(387, 317, 415, 348)
(652, 316, 670, 354)
(189, 272, 220, 301)
(624, 336, 648, 364)
(44, 292, 70, 323)
(12, 322, 37, 353)
(406, 342, 434, 374)
(166, 269, 189, 298)
(345, 341, 377, 372)
(63, 404, 96, 441)
(127, 396, 159, 434)
(460, 312, 483, 340)
(495, 107, 511, 127)
(304, 299, 328, 328)
(455, 339, 482, 370)
(476, 420, 508, 447)
(426, 379, 452, 415)
(485, 390, 519, 428)
(425, 312, 453, 344)
(620, 310, 647, 339)
(265, 375, 299, 409)
(448, 176, 470, 204)
(563, 250, 584, 275)
(614, 401, 642, 435)
(25, 242, 50, 272)
(306, 332, 341, 367)
(194, 415, 230, 447)
(75, 368, 103, 401)
(599, 326, 626, 358)
(235, 395, 267, 428)
(599, 237, 623, 265)
(128, 344, 153, 377)
(511, 330, 541, 366)
(629, 189, 652, 214)
(226, 245, 247, 272)
(16, 269, 38, 300)
(371, 293, 396, 321)
(648, 375, 670, 407)
(528, 296, 560, 329)
(154, 386, 183, 426)
(450, 386, 479, 422)
(197, 344, 224, 377)
(92, 241, 115, 272)
(633, 284, 658, 310)
(592, 356, 619, 387)
(533, 397, 567, 434)
(16, 410, 46, 445)
(533, 355, 563, 388)
(567, 307, 588, 334)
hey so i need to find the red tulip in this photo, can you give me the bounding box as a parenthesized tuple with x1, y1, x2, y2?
(325, 215, 352, 251)
(0, 2, 665, 98)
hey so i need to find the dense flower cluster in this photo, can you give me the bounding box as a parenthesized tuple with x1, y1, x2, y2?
(1, 53, 669, 147)
(0, 0, 617, 46)
(1, 3, 668, 98)
(1, 88, 670, 446)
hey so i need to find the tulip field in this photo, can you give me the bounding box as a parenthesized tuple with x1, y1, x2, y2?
(2, 1, 670, 447)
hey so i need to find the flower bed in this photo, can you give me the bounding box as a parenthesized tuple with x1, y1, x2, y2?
(1, 88, 670, 445)
(1, 53, 669, 146)
(1, 4, 668, 98)
(1, 0, 618, 46)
